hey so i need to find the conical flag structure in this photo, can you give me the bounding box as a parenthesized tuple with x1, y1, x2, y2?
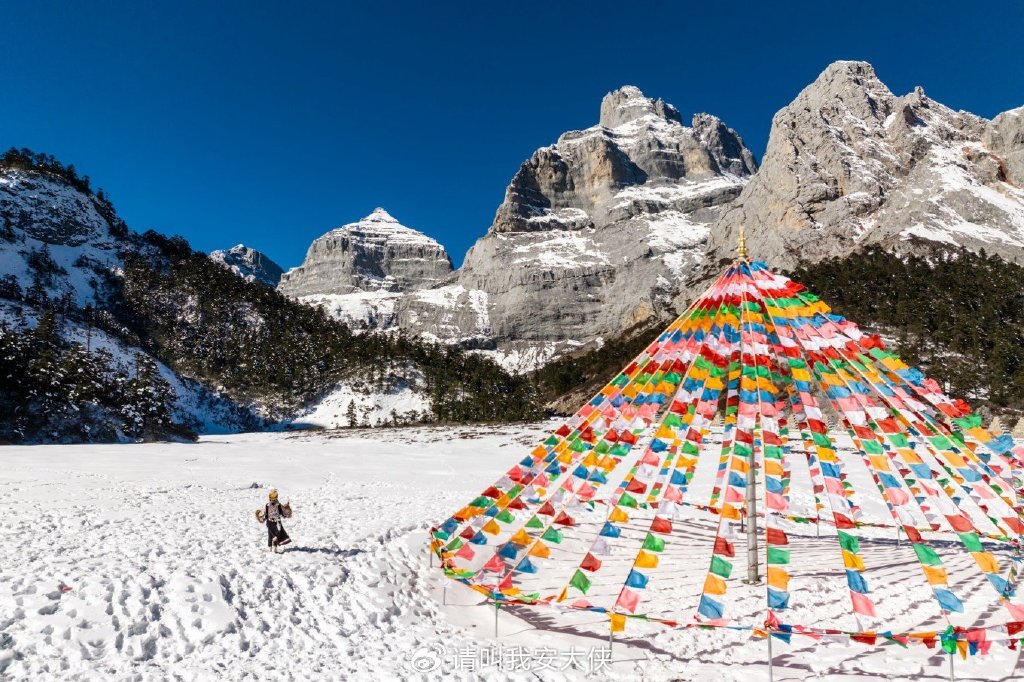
(430, 259, 1024, 654)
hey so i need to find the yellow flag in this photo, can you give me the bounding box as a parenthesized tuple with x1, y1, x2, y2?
(721, 504, 741, 520)
(842, 549, 864, 571)
(610, 613, 626, 632)
(972, 551, 999, 574)
(636, 551, 659, 568)
(767, 567, 789, 590)
(529, 542, 550, 558)
(922, 565, 948, 585)
(482, 519, 501, 535)
(609, 506, 630, 523)
(703, 574, 727, 595)
(510, 529, 531, 545)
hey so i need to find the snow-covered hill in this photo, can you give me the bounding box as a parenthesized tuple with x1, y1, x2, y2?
(0, 168, 124, 308)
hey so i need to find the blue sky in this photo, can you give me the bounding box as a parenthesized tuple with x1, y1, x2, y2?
(2, 2, 1022, 269)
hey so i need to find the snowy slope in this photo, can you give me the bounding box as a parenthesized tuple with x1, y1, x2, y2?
(0, 301, 256, 436)
(0, 170, 123, 307)
(2, 426, 1021, 680)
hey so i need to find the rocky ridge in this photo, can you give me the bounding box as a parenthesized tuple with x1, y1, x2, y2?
(391, 85, 756, 370)
(704, 61, 1024, 274)
(209, 244, 284, 287)
(278, 63, 1024, 373)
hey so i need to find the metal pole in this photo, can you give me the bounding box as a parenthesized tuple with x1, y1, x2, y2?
(744, 455, 761, 583)
(494, 602, 499, 638)
(950, 652, 954, 682)
(896, 526, 901, 547)
(442, 585, 447, 606)
(608, 629, 614, 659)
(768, 632, 774, 682)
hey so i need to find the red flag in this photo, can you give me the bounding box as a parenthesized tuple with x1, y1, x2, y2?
(581, 553, 602, 572)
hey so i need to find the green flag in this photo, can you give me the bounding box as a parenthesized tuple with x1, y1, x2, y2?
(710, 555, 733, 578)
(542, 527, 563, 544)
(642, 533, 665, 552)
(837, 531, 859, 554)
(958, 532, 983, 553)
(912, 543, 942, 566)
(569, 569, 592, 594)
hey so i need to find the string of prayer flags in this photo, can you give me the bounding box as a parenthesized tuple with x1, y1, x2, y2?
(430, 257, 1024, 654)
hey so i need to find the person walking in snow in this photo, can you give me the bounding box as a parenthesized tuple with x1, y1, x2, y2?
(256, 489, 293, 553)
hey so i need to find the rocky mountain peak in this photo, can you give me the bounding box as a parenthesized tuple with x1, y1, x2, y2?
(278, 209, 453, 298)
(599, 85, 682, 128)
(489, 86, 755, 235)
(704, 60, 1024, 273)
(209, 244, 284, 287)
(362, 207, 398, 223)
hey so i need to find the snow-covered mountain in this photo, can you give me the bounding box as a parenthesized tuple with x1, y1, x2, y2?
(278, 208, 453, 329)
(704, 61, 1024, 274)
(209, 244, 284, 287)
(396, 86, 756, 371)
(278, 87, 756, 370)
(1, 159, 537, 442)
(279, 66, 1024, 374)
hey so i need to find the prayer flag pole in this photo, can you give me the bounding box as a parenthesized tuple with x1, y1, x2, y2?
(744, 454, 761, 584)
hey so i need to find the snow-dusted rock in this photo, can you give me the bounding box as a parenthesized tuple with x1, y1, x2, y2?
(0, 169, 124, 306)
(398, 86, 755, 366)
(278, 208, 453, 298)
(704, 61, 1024, 274)
(209, 244, 284, 287)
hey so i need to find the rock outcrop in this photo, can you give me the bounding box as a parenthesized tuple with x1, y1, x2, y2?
(278, 208, 452, 297)
(209, 244, 284, 287)
(0, 168, 124, 307)
(704, 61, 1024, 274)
(396, 86, 756, 370)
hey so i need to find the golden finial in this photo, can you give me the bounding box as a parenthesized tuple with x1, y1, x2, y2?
(737, 224, 748, 260)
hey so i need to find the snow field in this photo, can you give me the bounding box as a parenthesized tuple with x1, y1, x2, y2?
(0, 425, 1021, 680)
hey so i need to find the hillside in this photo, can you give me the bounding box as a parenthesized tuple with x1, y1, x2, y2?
(0, 149, 540, 443)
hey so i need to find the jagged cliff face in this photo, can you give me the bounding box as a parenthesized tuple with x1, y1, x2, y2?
(209, 244, 284, 287)
(395, 86, 756, 370)
(704, 61, 1024, 274)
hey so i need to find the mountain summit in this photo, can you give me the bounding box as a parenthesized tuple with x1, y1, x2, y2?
(278, 208, 453, 298)
(705, 60, 1024, 270)
(209, 244, 284, 287)
(391, 85, 757, 370)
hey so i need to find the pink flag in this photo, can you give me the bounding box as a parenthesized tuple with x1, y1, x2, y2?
(483, 555, 505, 572)
(616, 588, 640, 613)
(850, 591, 876, 617)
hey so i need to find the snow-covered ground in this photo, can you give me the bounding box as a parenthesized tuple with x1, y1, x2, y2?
(1, 425, 1022, 681)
